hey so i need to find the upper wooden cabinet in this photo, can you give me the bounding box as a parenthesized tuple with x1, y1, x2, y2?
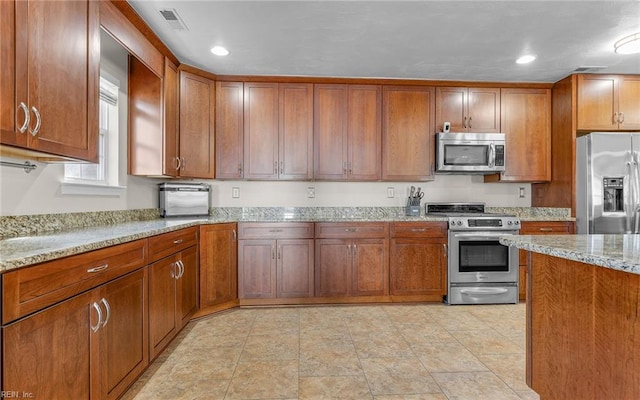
(0, 0, 99, 161)
(435, 87, 500, 133)
(179, 70, 215, 178)
(382, 86, 435, 181)
(577, 74, 640, 131)
(215, 81, 244, 179)
(314, 84, 381, 181)
(244, 82, 313, 180)
(485, 88, 551, 183)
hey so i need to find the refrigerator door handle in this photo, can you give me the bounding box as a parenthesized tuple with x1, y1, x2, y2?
(634, 151, 640, 233)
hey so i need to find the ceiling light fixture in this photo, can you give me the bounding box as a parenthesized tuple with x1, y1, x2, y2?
(516, 55, 536, 64)
(614, 32, 640, 54)
(210, 46, 229, 56)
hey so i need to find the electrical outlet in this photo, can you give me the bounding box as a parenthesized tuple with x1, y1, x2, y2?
(307, 187, 315, 198)
(519, 187, 525, 198)
(232, 187, 240, 198)
(387, 187, 395, 198)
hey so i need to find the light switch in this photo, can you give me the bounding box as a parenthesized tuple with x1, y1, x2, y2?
(387, 187, 395, 198)
(232, 187, 240, 198)
(307, 187, 315, 198)
(519, 187, 525, 198)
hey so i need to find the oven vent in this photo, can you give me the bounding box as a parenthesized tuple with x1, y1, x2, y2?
(159, 8, 188, 31)
(572, 66, 608, 73)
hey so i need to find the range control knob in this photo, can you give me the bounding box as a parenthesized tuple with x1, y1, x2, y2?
(508, 221, 513, 225)
(457, 221, 463, 226)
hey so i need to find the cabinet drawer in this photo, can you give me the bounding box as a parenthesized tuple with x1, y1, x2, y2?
(520, 221, 573, 234)
(315, 222, 389, 238)
(238, 223, 314, 239)
(2, 239, 148, 324)
(149, 227, 198, 262)
(390, 222, 447, 238)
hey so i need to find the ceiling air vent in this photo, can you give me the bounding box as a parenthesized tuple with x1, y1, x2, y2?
(159, 8, 188, 31)
(572, 66, 608, 73)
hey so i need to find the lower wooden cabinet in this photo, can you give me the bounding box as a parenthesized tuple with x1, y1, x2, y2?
(148, 245, 198, 360)
(199, 223, 238, 311)
(389, 222, 448, 299)
(2, 268, 148, 400)
(518, 221, 574, 300)
(315, 222, 389, 297)
(237, 223, 314, 299)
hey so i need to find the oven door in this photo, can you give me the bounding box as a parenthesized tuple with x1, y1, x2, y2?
(448, 231, 519, 283)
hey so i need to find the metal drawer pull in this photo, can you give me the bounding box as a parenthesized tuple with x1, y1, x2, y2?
(87, 264, 108, 273)
(460, 288, 508, 296)
(29, 106, 41, 136)
(269, 229, 283, 233)
(539, 228, 554, 231)
(173, 239, 184, 244)
(18, 102, 30, 133)
(345, 228, 357, 232)
(411, 228, 427, 232)
(101, 298, 111, 328)
(91, 302, 103, 333)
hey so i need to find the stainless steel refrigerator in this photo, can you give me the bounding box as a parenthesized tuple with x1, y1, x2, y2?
(576, 132, 640, 234)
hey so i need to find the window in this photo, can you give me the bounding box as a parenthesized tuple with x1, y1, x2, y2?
(63, 73, 122, 194)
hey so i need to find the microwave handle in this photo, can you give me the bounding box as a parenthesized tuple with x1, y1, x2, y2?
(488, 143, 495, 168)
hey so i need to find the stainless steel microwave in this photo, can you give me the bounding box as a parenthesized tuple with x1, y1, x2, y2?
(436, 132, 506, 174)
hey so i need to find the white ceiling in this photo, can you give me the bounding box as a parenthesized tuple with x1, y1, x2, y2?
(127, 0, 640, 83)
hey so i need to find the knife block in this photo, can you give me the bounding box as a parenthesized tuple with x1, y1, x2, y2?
(405, 198, 421, 216)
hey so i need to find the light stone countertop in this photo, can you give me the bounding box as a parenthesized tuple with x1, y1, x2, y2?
(0, 206, 573, 273)
(499, 234, 640, 276)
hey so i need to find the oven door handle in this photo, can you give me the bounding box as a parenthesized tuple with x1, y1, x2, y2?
(451, 232, 518, 240)
(460, 287, 509, 296)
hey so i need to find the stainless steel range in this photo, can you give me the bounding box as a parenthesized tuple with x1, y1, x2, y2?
(426, 203, 520, 305)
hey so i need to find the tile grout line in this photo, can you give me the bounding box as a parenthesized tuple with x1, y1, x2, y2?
(222, 310, 258, 400)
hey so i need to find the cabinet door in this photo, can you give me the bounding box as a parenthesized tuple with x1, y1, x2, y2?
(6, 0, 99, 161)
(244, 83, 279, 179)
(390, 238, 447, 296)
(315, 239, 351, 297)
(619, 76, 640, 130)
(238, 240, 277, 299)
(177, 246, 199, 327)
(277, 239, 314, 298)
(179, 71, 215, 178)
(577, 74, 618, 131)
(2, 290, 99, 399)
(347, 85, 381, 180)
(200, 224, 237, 308)
(435, 87, 467, 132)
(382, 86, 435, 181)
(0, 0, 21, 145)
(100, 269, 148, 400)
(279, 83, 313, 180)
(128, 56, 164, 176)
(351, 238, 388, 296)
(314, 84, 348, 180)
(468, 87, 500, 133)
(216, 81, 244, 179)
(494, 88, 551, 182)
(163, 57, 179, 176)
(148, 254, 178, 359)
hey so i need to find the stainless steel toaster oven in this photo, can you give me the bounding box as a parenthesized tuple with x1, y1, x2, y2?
(159, 183, 210, 217)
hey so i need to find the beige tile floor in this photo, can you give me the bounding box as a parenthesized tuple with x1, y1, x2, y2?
(122, 303, 540, 400)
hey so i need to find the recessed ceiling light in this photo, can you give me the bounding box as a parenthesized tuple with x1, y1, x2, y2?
(210, 46, 229, 56)
(614, 32, 640, 55)
(516, 55, 536, 64)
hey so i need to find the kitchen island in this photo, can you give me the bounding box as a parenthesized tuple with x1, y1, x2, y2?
(499, 234, 640, 400)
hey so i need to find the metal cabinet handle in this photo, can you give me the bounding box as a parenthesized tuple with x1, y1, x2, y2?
(443, 243, 447, 258)
(463, 116, 467, 128)
(348, 162, 352, 175)
(343, 162, 347, 175)
(274, 161, 278, 174)
(17, 102, 29, 133)
(620, 112, 625, 123)
(272, 246, 276, 259)
(277, 246, 282, 260)
(279, 161, 283, 175)
(101, 298, 111, 328)
(180, 157, 186, 170)
(170, 262, 176, 279)
(87, 264, 108, 273)
(91, 302, 103, 333)
(29, 106, 41, 136)
(173, 239, 184, 244)
(468, 116, 472, 128)
(174, 157, 182, 171)
(232, 229, 237, 241)
(614, 112, 619, 124)
(175, 260, 185, 279)
(238, 163, 243, 174)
